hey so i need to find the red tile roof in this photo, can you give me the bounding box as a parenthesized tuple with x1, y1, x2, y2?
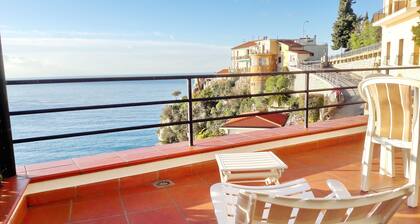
(232, 41, 257, 49)
(290, 49, 314, 55)
(278, 39, 302, 48)
(223, 113, 289, 128)
(216, 68, 229, 74)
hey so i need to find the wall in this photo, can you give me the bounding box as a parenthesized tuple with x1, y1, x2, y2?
(331, 57, 383, 78)
(289, 67, 333, 91)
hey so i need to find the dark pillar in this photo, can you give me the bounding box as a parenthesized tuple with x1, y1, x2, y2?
(0, 35, 16, 178)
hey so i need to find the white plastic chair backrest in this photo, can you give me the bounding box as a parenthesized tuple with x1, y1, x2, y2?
(236, 184, 413, 224)
(358, 76, 420, 143)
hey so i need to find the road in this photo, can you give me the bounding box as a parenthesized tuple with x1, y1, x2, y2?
(296, 64, 365, 119)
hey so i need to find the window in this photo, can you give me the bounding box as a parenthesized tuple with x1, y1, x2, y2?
(414, 44, 419, 65)
(398, 39, 404, 66)
(386, 42, 391, 65)
(278, 57, 282, 63)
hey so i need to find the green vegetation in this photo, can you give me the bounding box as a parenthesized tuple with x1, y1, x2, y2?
(332, 0, 358, 50)
(348, 17, 381, 50)
(157, 75, 295, 144)
(412, 1, 420, 46)
(264, 75, 292, 107)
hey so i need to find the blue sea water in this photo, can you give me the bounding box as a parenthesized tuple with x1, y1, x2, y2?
(7, 80, 187, 165)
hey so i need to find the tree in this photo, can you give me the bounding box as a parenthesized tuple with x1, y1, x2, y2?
(349, 19, 381, 50)
(264, 75, 292, 107)
(332, 0, 358, 50)
(171, 90, 181, 99)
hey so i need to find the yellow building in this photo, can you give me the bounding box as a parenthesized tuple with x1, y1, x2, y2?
(230, 37, 326, 74)
(228, 36, 327, 93)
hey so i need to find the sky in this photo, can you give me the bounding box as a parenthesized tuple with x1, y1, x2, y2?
(0, 0, 381, 78)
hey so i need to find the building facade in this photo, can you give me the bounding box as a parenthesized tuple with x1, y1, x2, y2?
(373, 0, 420, 77)
(230, 36, 327, 74)
(229, 36, 327, 93)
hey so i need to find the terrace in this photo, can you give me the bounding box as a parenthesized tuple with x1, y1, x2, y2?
(7, 116, 420, 224)
(1, 39, 420, 223)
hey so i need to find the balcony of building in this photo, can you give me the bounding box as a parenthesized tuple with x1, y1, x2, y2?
(372, 0, 420, 26)
(3, 116, 419, 224)
(1, 66, 420, 224)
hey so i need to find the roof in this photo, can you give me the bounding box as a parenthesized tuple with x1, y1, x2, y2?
(290, 49, 314, 55)
(216, 68, 229, 74)
(222, 113, 289, 129)
(278, 39, 302, 48)
(232, 41, 257, 50)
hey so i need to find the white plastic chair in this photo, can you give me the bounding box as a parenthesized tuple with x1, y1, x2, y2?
(358, 76, 420, 207)
(210, 178, 414, 224)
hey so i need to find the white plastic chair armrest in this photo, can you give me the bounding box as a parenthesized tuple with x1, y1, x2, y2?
(326, 179, 352, 199)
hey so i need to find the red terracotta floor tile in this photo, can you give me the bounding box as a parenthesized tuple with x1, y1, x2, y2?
(120, 172, 158, 190)
(122, 188, 174, 213)
(71, 215, 128, 224)
(178, 202, 217, 224)
(25, 159, 76, 171)
(168, 183, 211, 207)
(72, 153, 125, 173)
(71, 194, 124, 222)
(128, 207, 187, 224)
(22, 201, 71, 224)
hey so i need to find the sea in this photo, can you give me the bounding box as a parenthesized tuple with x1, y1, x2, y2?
(7, 79, 188, 165)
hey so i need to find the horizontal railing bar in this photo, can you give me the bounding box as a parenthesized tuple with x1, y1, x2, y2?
(10, 87, 358, 116)
(309, 101, 366, 110)
(192, 101, 366, 124)
(12, 100, 367, 144)
(180, 90, 306, 102)
(309, 86, 358, 92)
(6, 66, 420, 85)
(12, 120, 190, 144)
(192, 108, 307, 124)
(10, 99, 190, 116)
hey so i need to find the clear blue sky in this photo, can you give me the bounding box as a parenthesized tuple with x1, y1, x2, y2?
(0, 0, 381, 78)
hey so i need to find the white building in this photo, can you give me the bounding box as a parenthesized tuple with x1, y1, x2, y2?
(373, 0, 420, 78)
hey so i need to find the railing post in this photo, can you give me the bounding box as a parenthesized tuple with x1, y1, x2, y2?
(187, 78, 194, 146)
(304, 72, 310, 128)
(0, 35, 16, 178)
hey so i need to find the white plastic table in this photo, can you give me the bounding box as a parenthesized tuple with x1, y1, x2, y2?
(215, 152, 288, 184)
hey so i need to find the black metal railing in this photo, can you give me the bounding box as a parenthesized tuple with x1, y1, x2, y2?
(6, 66, 420, 148)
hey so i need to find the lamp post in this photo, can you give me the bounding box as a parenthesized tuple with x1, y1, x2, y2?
(303, 20, 309, 38)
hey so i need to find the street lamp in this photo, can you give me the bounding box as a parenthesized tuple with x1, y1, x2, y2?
(303, 20, 309, 38)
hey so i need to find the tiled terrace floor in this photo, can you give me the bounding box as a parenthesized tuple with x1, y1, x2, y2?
(22, 138, 420, 224)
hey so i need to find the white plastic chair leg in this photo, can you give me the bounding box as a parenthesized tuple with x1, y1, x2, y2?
(403, 150, 410, 179)
(361, 136, 374, 192)
(408, 144, 420, 207)
(386, 146, 395, 177)
(379, 145, 387, 176)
